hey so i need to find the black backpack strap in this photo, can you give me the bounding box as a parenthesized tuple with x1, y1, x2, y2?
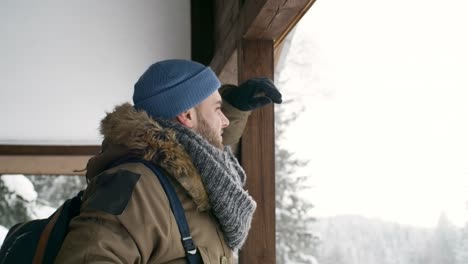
(32, 204, 65, 264)
(112, 158, 202, 264)
(41, 191, 83, 263)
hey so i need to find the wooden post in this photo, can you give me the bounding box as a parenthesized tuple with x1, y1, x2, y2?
(238, 39, 275, 264)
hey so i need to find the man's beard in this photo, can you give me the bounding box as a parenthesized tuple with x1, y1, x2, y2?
(195, 112, 224, 150)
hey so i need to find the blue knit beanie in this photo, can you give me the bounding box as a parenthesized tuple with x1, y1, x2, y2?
(133, 59, 221, 118)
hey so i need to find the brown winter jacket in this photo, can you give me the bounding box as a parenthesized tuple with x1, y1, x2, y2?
(55, 103, 250, 264)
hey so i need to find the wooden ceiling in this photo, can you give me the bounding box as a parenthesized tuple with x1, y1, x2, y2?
(192, 0, 316, 84)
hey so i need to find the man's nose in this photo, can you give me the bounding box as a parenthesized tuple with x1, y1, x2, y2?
(221, 112, 230, 128)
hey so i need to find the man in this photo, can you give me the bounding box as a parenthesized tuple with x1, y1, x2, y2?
(55, 59, 281, 263)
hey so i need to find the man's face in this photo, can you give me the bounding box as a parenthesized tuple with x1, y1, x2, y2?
(193, 91, 230, 149)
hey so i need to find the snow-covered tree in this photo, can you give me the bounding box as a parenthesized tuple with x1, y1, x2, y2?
(424, 212, 458, 264)
(455, 201, 468, 264)
(312, 215, 437, 264)
(0, 174, 85, 246)
(0, 175, 38, 228)
(455, 222, 468, 264)
(275, 100, 320, 263)
(25, 175, 86, 208)
(275, 27, 319, 264)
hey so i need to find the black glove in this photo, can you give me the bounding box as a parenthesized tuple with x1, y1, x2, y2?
(221, 77, 283, 111)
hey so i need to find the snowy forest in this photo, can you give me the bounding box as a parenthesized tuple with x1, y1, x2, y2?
(275, 95, 468, 264)
(272, 23, 468, 263)
(0, 175, 86, 242)
(312, 214, 468, 264)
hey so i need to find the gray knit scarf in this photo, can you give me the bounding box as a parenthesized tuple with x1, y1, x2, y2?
(156, 118, 257, 250)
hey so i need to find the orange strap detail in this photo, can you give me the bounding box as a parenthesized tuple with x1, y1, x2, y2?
(32, 206, 64, 264)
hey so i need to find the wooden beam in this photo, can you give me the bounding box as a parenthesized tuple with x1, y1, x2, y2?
(243, 0, 317, 45)
(0, 155, 90, 176)
(218, 50, 238, 85)
(238, 39, 275, 264)
(210, 0, 240, 74)
(211, 0, 315, 75)
(0, 145, 97, 175)
(0, 145, 100, 156)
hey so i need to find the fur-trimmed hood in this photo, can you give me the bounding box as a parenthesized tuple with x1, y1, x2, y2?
(86, 103, 210, 211)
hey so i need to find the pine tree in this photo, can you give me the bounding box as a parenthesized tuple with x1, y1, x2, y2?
(25, 175, 86, 208)
(0, 175, 36, 228)
(455, 202, 468, 264)
(274, 24, 320, 264)
(0, 174, 85, 230)
(275, 101, 319, 264)
(425, 212, 458, 264)
(455, 222, 468, 264)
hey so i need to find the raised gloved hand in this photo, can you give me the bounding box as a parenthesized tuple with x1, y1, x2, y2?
(221, 77, 282, 111)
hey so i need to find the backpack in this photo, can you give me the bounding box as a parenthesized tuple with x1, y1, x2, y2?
(0, 158, 202, 264)
(0, 191, 82, 264)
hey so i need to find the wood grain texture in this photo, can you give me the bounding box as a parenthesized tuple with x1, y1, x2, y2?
(211, 0, 316, 75)
(238, 39, 276, 264)
(0, 145, 100, 156)
(243, 0, 317, 42)
(0, 155, 90, 175)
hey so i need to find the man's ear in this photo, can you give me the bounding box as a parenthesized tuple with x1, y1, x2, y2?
(176, 108, 196, 128)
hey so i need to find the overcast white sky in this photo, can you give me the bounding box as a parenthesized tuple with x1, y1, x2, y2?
(281, 0, 468, 227)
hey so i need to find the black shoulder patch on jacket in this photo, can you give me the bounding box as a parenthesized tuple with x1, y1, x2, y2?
(87, 169, 141, 215)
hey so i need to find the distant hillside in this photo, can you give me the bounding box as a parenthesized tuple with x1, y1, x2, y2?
(310, 214, 463, 264)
